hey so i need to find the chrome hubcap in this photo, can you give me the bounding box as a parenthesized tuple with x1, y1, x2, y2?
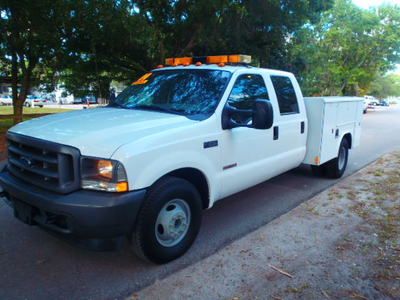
(338, 146, 346, 170)
(155, 199, 191, 247)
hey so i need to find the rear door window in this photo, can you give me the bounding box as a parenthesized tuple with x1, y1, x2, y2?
(271, 76, 299, 115)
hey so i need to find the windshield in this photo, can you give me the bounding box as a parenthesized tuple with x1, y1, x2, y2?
(112, 69, 232, 120)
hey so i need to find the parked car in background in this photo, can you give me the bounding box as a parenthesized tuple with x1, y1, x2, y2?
(41, 93, 56, 103)
(0, 95, 12, 106)
(364, 95, 379, 106)
(379, 99, 389, 107)
(86, 95, 97, 104)
(73, 95, 97, 105)
(363, 99, 368, 114)
(73, 98, 84, 104)
(59, 94, 75, 104)
(24, 95, 46, 108)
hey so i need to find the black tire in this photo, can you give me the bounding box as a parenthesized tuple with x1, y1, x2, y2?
(131, 176, 202, 264)
(325, 138, 349, 179)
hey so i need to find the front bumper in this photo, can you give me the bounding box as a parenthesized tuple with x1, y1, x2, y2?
(0, 169, 146, 239)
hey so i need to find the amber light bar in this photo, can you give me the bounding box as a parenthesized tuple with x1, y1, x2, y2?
(164, 55, 251, 66)
(207, 55, 252, 64)
(165, 57, 193, 66)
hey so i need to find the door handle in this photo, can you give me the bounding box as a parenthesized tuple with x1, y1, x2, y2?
(273, 126, 279, 140)
(301, 121, 305, 134)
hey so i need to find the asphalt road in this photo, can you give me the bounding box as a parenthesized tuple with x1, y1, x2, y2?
(1, 106, 400, 300)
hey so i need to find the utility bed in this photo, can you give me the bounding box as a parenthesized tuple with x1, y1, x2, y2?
(303, 97, 364, 166)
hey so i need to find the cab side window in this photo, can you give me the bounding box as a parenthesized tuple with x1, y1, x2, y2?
(271, 76, 299, 115)
(227, 74, 269, 123)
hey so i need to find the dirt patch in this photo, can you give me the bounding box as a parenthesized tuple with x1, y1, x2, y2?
(133, 152, 400, 300)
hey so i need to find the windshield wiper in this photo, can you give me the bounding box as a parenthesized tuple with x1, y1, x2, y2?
(130, 104, 186, 115)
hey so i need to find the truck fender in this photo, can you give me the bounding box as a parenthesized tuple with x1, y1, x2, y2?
(339, 132, 352, 151)
(129, 151, 218, 207)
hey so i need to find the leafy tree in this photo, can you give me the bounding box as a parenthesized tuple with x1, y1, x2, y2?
(368, 74, 400, 98)
(0, 0, 156, 117)
(135, 0, 333, 67)
(0, 0, 69, 123)
(17, 0, 333, 105)
(59, 0, 155, 100)
(0, 0, 345, 125)
(290, 0, 400, 96)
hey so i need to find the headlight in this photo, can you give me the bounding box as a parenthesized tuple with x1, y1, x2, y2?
(81, 157, 128, 192)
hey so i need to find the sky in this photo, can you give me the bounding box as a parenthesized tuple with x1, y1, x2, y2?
(352, 0, 400, 9)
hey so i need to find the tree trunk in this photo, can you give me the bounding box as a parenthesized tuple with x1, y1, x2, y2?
(341, 83, 359, 96)
(11, 53, 23, 124)
(12, 102, 24, 124)
(97, 78, 111, 105)
(340, 80, 348, 96)
(13, 58, 35, 125)
(354, 83, 360, 96)
(159, 37, 166, 63)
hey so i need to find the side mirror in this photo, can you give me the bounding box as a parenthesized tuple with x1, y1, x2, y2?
(221, 98, 273, 130)
(252, 99, 273, 130)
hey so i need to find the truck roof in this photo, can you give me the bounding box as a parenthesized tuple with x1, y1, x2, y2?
(152, 64, 294, 77)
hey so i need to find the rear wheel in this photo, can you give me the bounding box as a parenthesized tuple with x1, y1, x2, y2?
(131, 176, 202, 264)
(325, 138, 349, 179)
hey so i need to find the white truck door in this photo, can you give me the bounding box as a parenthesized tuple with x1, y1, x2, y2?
(218, 73, 283, 199)
(268, 74, 307, 170)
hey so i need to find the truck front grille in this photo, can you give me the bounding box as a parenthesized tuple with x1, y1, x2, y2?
(7, 133, 80, 194)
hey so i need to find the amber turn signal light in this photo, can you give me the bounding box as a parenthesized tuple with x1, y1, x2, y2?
(115, 181, 129, 192)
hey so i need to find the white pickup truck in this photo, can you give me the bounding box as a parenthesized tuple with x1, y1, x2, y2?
(0, 55, 363, 264)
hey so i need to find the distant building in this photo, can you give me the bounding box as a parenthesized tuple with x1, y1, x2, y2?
(0, 76, 13, 96)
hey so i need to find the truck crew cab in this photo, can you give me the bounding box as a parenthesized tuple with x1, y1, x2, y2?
(0, 55, 363, 264)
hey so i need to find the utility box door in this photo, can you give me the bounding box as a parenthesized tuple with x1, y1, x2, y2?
(303, 97, 363, 166)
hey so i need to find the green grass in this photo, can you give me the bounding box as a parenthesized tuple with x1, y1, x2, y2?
(0, 107, 72, 134)
(0, 117, 35, 134)
(0, 106, 72, 115)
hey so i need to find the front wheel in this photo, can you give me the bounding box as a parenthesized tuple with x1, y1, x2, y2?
(325, 138, 349, 179)
(131, 176, 202, 264)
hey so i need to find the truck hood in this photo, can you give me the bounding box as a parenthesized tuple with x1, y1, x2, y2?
(9, 107, 196, 157)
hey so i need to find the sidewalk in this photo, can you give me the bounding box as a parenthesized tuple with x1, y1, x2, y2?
(132, 152, 400, 300)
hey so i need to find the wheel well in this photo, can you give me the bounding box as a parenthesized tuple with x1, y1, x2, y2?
(166, 168, 209, 209)
(343, 133, 352, 149)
